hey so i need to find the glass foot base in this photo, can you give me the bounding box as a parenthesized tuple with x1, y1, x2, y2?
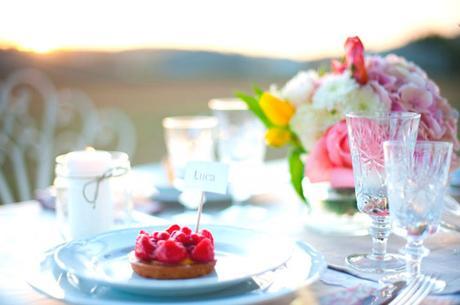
(346, 253, 405, 274)
(379, 273, 446, 293)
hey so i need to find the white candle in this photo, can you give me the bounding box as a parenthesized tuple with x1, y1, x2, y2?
(66, 149, 114, 239)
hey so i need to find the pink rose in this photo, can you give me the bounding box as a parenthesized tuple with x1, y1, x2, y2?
(305, 121, 354, 188)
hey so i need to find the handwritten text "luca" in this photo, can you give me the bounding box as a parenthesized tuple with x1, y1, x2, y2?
(193, 170, 215, 182)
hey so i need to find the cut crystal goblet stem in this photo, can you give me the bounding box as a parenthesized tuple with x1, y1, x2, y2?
(346, 216, 402, 273)
(369, 216, 391, 260)
(405, 239, 425, 278)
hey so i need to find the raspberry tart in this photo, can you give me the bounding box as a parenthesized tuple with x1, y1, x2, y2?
(129, 224, 216, 279)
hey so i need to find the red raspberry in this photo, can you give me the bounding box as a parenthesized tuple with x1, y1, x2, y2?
(191, 238, 214, 262)
(150, 238, 158, 247)
(181, 226, 192, 235)
(170, 230, 180, 237)
(186, 245, 196, 254)
(166, 224, 180, 234)
(152, 231, 160, 240)
(190, 233, 203, 245)
(172, 232, 187, 244)
(136, 230, 149, 243)
(154, 240, 188, 263)
(134, 234, 155, 261)
(200, 229, 214, 245)
(157, 231, 170, 240)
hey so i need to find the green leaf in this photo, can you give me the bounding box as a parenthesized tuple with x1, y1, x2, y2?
(287, 127, 306, 152)
(235, 92, 272, 128)
(288, 147, 308, 204)
(252, 85, 264, 99)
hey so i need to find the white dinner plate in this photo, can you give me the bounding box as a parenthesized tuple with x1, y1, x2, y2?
(27, 241, 326, 305)
(54, 225, 295, 296)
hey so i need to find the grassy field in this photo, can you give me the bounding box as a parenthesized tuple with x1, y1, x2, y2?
(71, 76, 460, 165)
(72, 79, 285, 164)
(2, 77, 272, 202)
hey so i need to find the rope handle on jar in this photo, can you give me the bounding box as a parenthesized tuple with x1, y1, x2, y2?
(80, 167, 129, 209)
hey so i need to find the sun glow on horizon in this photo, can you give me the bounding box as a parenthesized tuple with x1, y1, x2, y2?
(16, 41, 59, 54)
(0, 0, 459, 60)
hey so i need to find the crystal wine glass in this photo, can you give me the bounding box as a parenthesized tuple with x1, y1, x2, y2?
(345, 112, 420, 273)
(383, 140, 452, 288)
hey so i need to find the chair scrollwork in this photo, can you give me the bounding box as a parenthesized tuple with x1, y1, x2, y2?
(0, 69, 136, 204)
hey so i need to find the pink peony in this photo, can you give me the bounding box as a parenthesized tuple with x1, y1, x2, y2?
(331, 42, 458, 154)
(305, 38, 459, 189)
(366, 55, 460, 153)
(305, 120, 354, 188)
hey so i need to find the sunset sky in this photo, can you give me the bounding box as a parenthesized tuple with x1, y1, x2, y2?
(0, 0, 459, 60)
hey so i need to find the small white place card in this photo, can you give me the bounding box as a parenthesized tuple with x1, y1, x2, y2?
(184, 161, 229, 194)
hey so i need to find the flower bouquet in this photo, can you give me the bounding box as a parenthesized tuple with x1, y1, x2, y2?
(238, 37, 459, 215)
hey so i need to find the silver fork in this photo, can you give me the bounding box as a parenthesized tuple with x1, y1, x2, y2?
(404, 275, 440, 305)
(252, 264, 288, 291)
(389, 274, 438, 305)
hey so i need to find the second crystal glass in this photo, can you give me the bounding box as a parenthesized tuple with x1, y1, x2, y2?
(383, 140, 452, 288)
(345, 112, 420, 273)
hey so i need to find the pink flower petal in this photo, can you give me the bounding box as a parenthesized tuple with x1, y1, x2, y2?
(400, 84, 433, 109)
(330, 168, 355, 188)
(305, 136, 332, 183)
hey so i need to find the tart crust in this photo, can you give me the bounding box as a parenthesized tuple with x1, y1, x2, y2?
(129, 251, 216, 279)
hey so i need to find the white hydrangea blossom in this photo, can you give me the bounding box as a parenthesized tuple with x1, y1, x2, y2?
(312, 72, 358, 112)
(281, 71, 318, 107)
(312, 72, 387, 116)
(290, 104, 340, 151)
(343, 84, 390, 114)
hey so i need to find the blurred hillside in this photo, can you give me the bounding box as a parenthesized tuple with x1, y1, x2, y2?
(1, 35, 459, 164)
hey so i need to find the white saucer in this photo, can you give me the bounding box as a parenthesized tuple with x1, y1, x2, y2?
(27, 241, 326, 305)
(54, 225, 295, 296)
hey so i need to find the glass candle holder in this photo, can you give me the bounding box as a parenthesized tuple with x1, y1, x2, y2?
(54, 149, 132, 240)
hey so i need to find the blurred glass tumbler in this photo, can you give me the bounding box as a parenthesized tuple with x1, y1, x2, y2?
(209, 98, 266, 201)
(162, 116, 217, 184)
(54, 149, 132, 240)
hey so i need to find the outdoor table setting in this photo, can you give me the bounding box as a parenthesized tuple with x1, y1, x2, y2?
(1, 36, 460, 305)
(1, 165, 460, 305)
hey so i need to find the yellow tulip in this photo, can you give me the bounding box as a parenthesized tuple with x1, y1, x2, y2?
(265, 127, 291, 147)
(259, 92, 295, 126)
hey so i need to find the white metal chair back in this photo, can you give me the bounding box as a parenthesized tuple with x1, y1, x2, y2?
(0, 69, 136, 204)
